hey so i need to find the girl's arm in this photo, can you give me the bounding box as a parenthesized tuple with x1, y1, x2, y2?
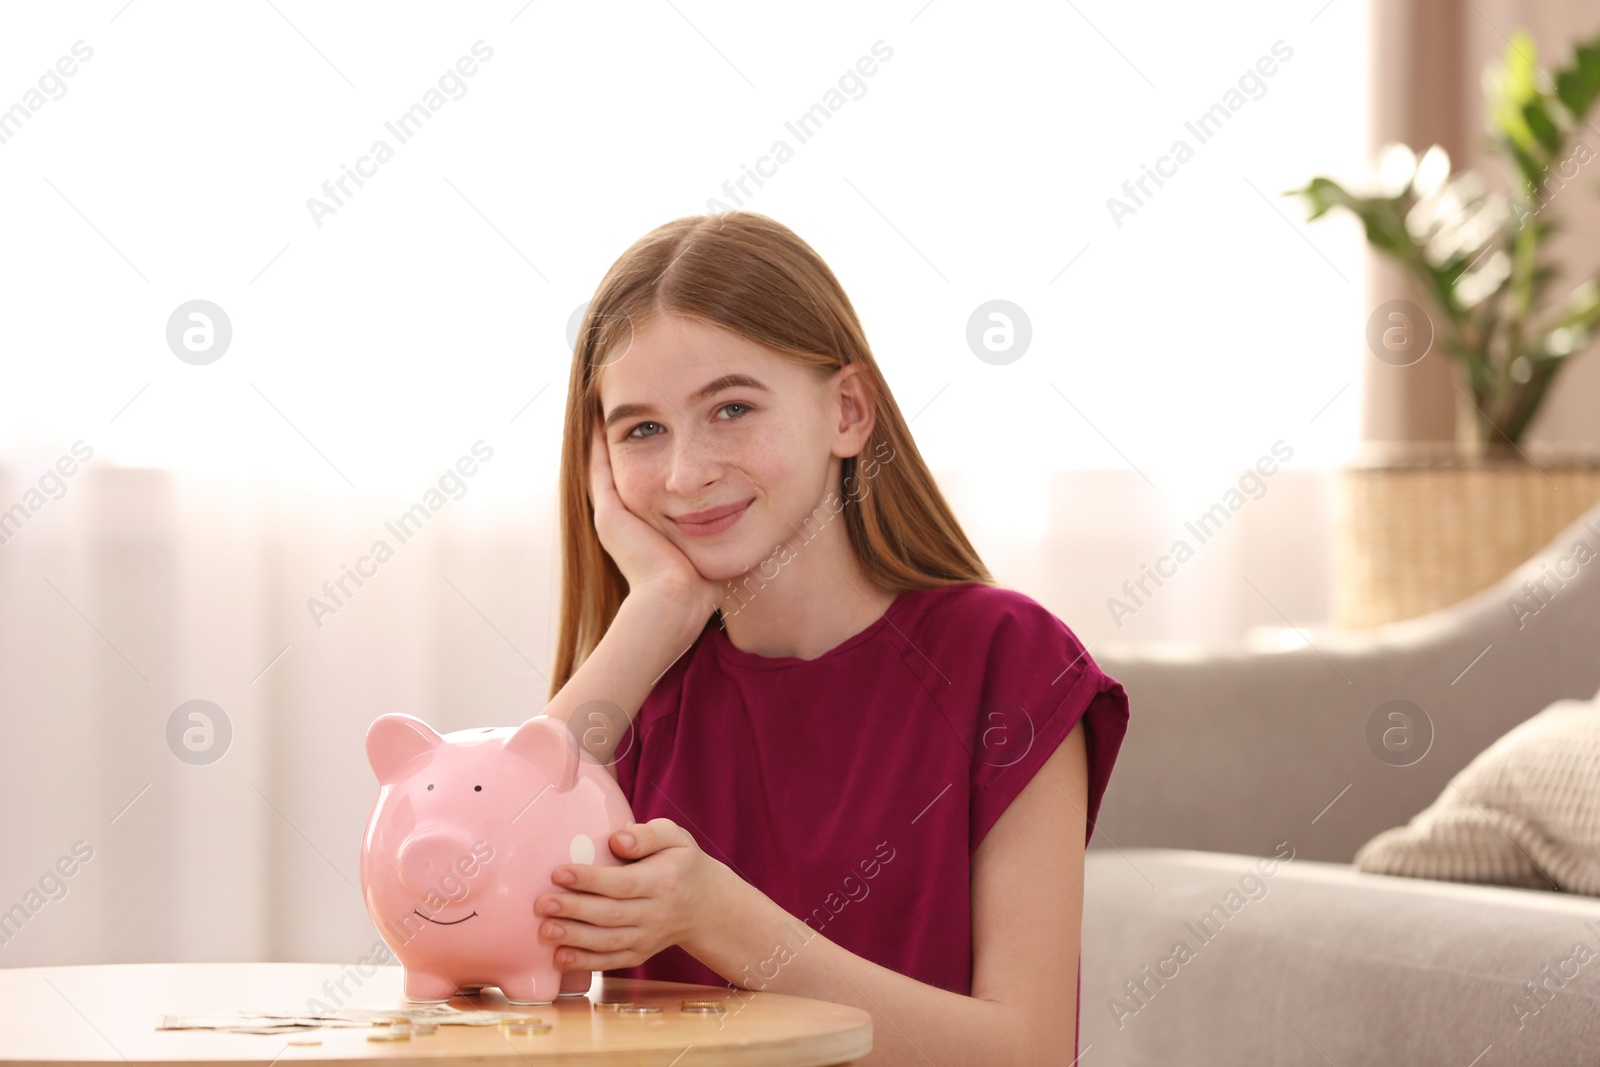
(544, 414, 725, 770)
(684, 721, 1090, 1066)
(540, 588, 707, 772)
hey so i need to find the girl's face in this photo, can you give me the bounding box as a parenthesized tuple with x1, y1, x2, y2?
(595, 313, 872, 581)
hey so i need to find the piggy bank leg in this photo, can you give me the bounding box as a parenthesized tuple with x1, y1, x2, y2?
(403, 971, 459, 1003)
(497, 974, 559, 1006)
(558, 970, 593, 997)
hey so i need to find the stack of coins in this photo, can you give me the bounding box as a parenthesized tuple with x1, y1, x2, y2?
(368, 1016, 410, 1041)
(499, 1018, 552, 1036)
(680, 999, 727, 1014)
(366, 1015, 442, 1040)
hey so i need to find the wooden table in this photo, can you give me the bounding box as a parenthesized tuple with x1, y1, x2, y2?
(1, 963, 872, 1066)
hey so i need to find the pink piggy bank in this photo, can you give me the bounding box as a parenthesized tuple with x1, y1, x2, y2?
(360, 712, 635, 1005)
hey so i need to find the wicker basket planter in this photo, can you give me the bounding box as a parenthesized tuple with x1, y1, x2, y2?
(1335, 445, 1600, 627)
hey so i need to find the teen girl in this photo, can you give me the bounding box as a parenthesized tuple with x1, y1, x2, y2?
(534, 211, 1129, 1063)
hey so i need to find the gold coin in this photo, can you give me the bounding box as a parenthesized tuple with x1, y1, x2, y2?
(499, 1018, 546, 1034)
(620, 1004, 662, 1014)
(680, 1002, 726, 1013)
(286, 1039, 322, 1046)
(366, 1031, 411, 1042)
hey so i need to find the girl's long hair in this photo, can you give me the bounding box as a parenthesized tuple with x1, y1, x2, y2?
(549, 211, 991, 697)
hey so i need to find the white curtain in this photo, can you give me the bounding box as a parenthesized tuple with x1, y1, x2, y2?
(0, 461, 1330, 967)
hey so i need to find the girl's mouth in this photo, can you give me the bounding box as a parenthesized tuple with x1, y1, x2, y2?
(672, 499, 753, 537)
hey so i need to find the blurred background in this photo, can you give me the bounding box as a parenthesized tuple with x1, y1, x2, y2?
(1, 0, 1597, 968)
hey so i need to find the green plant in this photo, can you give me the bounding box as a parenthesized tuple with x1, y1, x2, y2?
(1289, 29, 1600, 456)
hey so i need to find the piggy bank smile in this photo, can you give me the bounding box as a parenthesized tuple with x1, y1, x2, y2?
(412, 908, 478, 925)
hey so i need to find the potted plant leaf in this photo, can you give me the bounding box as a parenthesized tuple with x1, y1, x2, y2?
(1288, 28, 1600, 626)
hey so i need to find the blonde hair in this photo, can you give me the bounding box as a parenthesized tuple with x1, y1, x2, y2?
(549, 211, 991, 696)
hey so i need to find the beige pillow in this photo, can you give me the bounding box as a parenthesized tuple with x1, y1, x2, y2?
(1352, 686, 1600, 895)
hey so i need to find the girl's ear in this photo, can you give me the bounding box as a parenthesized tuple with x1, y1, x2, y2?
(831, 364, 876, 455)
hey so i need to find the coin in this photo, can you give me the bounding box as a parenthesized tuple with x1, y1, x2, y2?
(680, 1000, 726, 1013)
(500, 1019, 551, 1035)
(286, 1039, 322, 1046)
(366, 1031, 411, 1042)
(409, 1022, 438, 1036)
(620, 1004, 662, 1014)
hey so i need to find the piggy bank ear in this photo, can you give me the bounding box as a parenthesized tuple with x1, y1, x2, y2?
(505, 716, 579, 791)
(366, 714, 443, 785)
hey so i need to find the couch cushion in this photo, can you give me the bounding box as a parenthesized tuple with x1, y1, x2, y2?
(1083, 848, 1600, 1066)
(1353, 687, 1600, 894)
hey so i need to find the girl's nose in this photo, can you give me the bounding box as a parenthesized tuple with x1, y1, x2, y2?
(663, 430, 721, 495)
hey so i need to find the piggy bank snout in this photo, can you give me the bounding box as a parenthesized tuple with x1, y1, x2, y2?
(396, 830, 481, 902)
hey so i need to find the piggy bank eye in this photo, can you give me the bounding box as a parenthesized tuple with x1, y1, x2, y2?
(474, 785, 482, 792)
(426, 784, 434, 791)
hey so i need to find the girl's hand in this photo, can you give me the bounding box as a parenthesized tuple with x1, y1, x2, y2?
(588, 413, 724, 617)
(534, 817, 730, 972)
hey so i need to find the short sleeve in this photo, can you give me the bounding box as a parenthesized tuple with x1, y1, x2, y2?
(967, 596, 1130, 855)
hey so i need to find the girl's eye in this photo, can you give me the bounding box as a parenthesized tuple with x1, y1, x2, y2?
(623, 403, 751, 440)
(624, 421, 664, 440)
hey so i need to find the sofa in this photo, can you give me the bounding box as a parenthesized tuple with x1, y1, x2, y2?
(1083, 500, 1600, 1066)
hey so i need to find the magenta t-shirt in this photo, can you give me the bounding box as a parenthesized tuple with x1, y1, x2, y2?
(602, 580, 1129, 1058)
